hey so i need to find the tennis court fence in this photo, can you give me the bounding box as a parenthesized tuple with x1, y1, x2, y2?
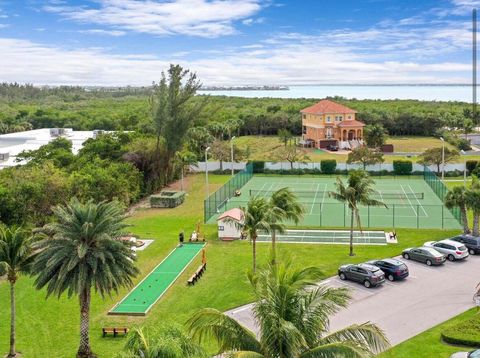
(204, 163, 253, 223)
(249, 189, 425, 200)
(423, 165, 462, 223)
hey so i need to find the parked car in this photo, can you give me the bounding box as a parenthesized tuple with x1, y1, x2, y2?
(402, 247, 446, 266)
(450, 234, 480, 255)
(450, 349, 480, 358)
(326, 144, 339, 151)
(338, 263, 385, 288)
(366, 258, 409, 281)
(424, 239, 469, 261)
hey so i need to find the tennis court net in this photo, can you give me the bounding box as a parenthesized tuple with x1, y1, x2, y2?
(249, 189, 424, 200)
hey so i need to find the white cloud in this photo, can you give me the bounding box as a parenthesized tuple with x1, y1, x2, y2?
(80, 29, 126, 36)
(242, 17, 264, 26)
(0, 36, 470, 87)
(44, 0, 263, 38)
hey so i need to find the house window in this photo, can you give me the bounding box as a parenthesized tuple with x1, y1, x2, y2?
(302, 114, 306, 119)
(348, 115, 351, 119)
(326, 127, 333, 138)
(302, 125, 307, 134)
(326, 116, 331, 123)
(218, 226, 224, 231)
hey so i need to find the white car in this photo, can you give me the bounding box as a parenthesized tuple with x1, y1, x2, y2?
(451, 349, 480, 358)
(424, 239, 469, 261)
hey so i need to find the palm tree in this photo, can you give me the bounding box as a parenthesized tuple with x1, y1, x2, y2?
(467, 176, 480, 236)
(329, 170, 387, 256)
(239, 196, 274, 272)
(187, 261, 389, 357)
(0, 226, 36, 358)
(117, 326, 206, 358)
(445, 186, 470, 234)
(269, 188, 304, 264)
(32, 199, 139, 358)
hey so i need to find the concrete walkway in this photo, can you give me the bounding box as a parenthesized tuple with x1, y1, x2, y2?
(226, 255, 480, 349)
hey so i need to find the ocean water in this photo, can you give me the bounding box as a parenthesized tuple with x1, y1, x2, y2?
(198, 85, 473, 102)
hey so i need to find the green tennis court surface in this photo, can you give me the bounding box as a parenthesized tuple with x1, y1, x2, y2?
(257, 230, 387, 245)
(109, 243, 205, 316)
(207, 176, 461, 230)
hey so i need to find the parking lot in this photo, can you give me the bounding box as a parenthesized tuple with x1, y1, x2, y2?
(226, 254, 480, 348)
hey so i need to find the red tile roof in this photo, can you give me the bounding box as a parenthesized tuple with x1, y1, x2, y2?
(301, 99, 357, 115)
(338, 119, 365, 127)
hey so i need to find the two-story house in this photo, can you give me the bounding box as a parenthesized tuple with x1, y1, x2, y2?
(300, 99, 365, 149)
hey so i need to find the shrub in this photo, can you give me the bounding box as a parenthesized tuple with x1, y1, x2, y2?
(441, 314, 480, 347)
(466, 160, 478, 174)
(321, 159, 337, 174)
(456, 138, 472, 151)
(393, 160, 413, 175)
(251, 161, 265, 173)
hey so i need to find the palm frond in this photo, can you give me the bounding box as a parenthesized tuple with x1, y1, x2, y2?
(300, 341, 373, 358)
(186, 308, 261, 354)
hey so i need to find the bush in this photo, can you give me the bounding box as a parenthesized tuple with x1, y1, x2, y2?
(441, 314, 480, 347)
(456, 138, 472, 151)
(251, 161, 265, 173)
(466, 160, 478, 174)
(321, 160, 337, 174)
(393, 160, 413, 175)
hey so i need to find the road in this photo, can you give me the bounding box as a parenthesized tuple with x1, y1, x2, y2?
(226, 255, 480, 348)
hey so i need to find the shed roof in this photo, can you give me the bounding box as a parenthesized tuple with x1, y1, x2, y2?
(217, 208, 244, 222)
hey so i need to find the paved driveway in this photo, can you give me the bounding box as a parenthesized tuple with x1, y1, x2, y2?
(226, 255, 480, 348)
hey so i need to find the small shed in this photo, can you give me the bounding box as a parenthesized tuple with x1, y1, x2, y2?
(217, 208, 244, 241)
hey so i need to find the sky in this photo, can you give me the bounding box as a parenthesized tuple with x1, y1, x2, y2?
(0, 0, 479, 86)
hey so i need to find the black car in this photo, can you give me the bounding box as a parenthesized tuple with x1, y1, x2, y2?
(327, 144, 339, 151)
(450, 235, 480, 255)
(366, 258, 409, 281)
(338, 263, 385, 288)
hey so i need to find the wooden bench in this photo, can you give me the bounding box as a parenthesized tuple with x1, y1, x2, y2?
(102, 327, 128, 337)
(187, 263, 207, 286)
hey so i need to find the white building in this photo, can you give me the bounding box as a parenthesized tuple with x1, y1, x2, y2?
(0, 128, 105, 169)
(217, 208, 244, 241)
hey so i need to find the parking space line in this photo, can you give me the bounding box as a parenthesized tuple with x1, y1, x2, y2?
(332, 279, 376, 294)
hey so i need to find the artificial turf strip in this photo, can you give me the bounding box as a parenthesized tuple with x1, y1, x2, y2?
(109, 242, 205, 315)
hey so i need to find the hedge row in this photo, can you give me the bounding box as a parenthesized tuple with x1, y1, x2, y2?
(441, 314, 480, 347)
(392, 160, 413, 175)
(251, 160, 337, 174)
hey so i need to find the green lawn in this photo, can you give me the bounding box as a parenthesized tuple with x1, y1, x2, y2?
(0, 173, 463, 357)
(380, 308, 480, 358)
(235, 135, 479, 163)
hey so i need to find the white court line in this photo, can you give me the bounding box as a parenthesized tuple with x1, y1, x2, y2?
(401, 184, 418, 216)
(320, 183, 328, 213)
(408, 184, 428, 217)
(309, 182, 321, 214)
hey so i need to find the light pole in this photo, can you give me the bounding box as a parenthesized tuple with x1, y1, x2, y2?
(230, 136, 236, 177)
(205, 147, 211, 198)
(461, 149, 467, 187)
(440, 137, 445, 181)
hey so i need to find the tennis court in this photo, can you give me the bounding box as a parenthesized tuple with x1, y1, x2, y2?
(206, 175, 461, 230)
(257, 229, 387, 245)
(109, 243, 205, 316)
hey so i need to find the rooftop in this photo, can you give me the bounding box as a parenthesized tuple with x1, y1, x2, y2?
(0, 128, 105, 169)
(301, 99, 357, 115)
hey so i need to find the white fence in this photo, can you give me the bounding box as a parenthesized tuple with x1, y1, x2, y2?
(191, 161, 467, 173)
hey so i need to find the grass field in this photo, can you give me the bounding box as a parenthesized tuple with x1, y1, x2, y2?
(0, 173, 463, 357)
(380, 308, 479, 358)
(235, 135, 474, 163)
(208, 175, 461, 229)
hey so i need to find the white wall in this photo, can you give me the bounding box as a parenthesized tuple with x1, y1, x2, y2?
(217, 219, 242, 240)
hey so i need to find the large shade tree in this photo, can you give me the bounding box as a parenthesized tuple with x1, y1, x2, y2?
(187, 261, 389, 357)
(329, 170, 387, 256)
(32, 199, 139, 358)
(0, 227, 36, 358)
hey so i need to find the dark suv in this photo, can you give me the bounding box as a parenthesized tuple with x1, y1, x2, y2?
(327, 144, 339, 151)
(338, 263, 385, 288)
(450, 235, 480, 255)
(366, 258, 409, 281)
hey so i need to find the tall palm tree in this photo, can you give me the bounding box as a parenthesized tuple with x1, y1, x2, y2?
(117, 326, 206, 358)
(467, 176, 480, 236)
(269, 188, 304, 264)
(445, 186, 470, 234)
(187, 261, 389, 357)
(0, 226, 36, 358)
(329, 170, 387, 256)
(32, 199, 139, 358)
(239, 196, 274, 273)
